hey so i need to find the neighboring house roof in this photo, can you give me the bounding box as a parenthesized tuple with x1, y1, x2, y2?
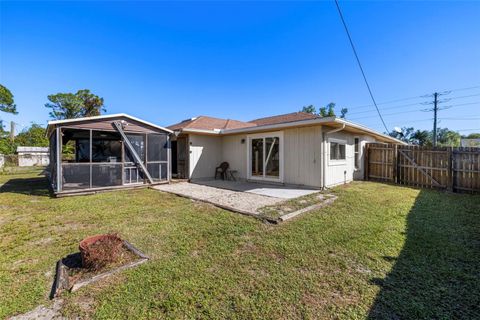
(460, 138, 480, 147)
(249, 112, 318, 126)
(46, 113, 173, 136)
(168, 116, 254, 131)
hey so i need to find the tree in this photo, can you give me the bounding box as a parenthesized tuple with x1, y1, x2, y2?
(76, 89, 105, 117)
(15, 123, 48, 147)
(436, 128, 461, 147)
(388, 126, 461, 146)
(301, 105, 316, 114)
(0, 123, 48, 154)
(300, 102, 346, 118)
(464, 133, 480, 139)
(411, 130, 431, 146)
(318, 102, 336, 117)
(45, 93, 83, 120)
(46, 89, 105, 120)
(388, 127, 416, 143)
(0, 84, 18, 114)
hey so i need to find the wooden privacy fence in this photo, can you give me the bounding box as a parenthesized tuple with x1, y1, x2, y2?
(365, 143, 480, 193)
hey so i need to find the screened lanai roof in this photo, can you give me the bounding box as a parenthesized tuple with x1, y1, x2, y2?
(46, 113, 172, 137)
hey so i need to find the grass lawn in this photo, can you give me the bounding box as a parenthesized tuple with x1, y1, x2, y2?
(1, 168, 479, 319)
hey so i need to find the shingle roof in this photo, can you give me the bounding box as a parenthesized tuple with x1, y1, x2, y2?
(168, 112, 321, 132)
(168, 116, 254, 131)
(249, 112, 318, 126)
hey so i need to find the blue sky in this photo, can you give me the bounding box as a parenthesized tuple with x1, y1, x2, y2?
(1, 1, 479, 134)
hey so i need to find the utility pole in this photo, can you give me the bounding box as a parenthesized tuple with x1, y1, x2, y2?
(421, 91, 451, 148)
(10, 121, 15, 142)
(433, 92, 438, 147)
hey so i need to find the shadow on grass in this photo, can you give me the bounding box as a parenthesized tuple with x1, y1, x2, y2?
(368, 190, 480, 319)
(0, 176, 51, 196)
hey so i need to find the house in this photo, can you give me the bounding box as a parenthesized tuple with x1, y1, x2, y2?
(168, 112, 405, 188)
(460, 138, 480, 147)
(46, 112, 403, 195)
(16, 146, 50, 167)
(46, 114, 172, 195)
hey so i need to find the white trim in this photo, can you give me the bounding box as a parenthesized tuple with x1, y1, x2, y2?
(180, 128, 221, 135)
(47, 113, 173, 134)
(246, 131, 284, 183)
(353, 136, 360, 171)
(223, 117, 405, 145)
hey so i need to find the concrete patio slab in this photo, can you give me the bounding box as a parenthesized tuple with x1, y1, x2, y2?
(153, 182, 283, 216)
(193, 179, 319, 199)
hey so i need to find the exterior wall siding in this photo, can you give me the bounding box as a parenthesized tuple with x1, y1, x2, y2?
(221, 134, 247, 180)
(283, 126, 322, 187)
(353, 135, 376, 180)
(187, 127, 378, 188)
(220, 126, 323, 187)
(18, 153, 50, 167)
(188, 134, 223, 179)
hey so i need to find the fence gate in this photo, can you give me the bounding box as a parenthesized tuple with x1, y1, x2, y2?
(365, 143, 480, 193)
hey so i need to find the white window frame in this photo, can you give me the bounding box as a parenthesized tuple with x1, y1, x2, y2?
(354, 136, 360, 170)
(247, 131, 284, 183)
(328, 138, 347, 166)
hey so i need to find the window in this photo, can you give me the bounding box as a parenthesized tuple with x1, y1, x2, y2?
(330, 141, 346, 160)
(354, 138, 360, 169)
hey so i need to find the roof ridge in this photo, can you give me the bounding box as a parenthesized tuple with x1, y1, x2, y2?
(249, 111, 316, 122)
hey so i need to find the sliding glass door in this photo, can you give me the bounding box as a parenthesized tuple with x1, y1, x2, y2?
(248, 132, 283, 182)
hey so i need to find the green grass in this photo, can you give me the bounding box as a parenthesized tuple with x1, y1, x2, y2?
(1, 168, 479, 319)
(258, 192, 336, 218)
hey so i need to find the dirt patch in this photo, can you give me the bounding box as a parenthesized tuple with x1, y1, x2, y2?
(258, 193, 336, 219)
(9, 299, 64, 320)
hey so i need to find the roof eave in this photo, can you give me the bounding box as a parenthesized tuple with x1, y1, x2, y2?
(220, 117, 406, 145)
(46, 113, 173, 137)
(180, 128, 222, 135)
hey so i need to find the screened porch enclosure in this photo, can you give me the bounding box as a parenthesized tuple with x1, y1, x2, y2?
(49, 124, 170, 194)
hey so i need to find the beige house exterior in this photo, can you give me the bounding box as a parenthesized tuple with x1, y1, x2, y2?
(169, 113, 404, 189)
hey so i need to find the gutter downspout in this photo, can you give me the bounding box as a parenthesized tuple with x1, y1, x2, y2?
(322, 123, 346, 189)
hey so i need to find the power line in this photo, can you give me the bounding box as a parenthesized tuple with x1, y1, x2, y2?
(456, 128, 480, 132)
(348, 86, 480, 110)
(440, 117, 480, 120)
(334, 0, 389, 132)
(447, 85, 480, 92)
(348, 101, 425, 115)
(449, 93, 480, 100)
(350, 95, 426, 109)
(349, 101, 480, 120)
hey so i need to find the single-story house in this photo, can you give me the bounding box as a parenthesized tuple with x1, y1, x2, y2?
(16, 146, 50, 167)
(168, 112, 405, 188)
(46, 114, 172, 195)
(460, 138, 480, 147)
(46, 112, 404, 195)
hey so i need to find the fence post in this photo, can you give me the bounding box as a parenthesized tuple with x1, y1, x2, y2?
(392, 144, 398, 183)
(447, 146, 453, 192)
(364, 143, 369, 181)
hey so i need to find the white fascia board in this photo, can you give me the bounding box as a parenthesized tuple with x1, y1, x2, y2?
(221, 117, 406, 145)
(334, 118, 407, 145)
(180, 128, 222, 135)
(46, 113, 173, 135)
